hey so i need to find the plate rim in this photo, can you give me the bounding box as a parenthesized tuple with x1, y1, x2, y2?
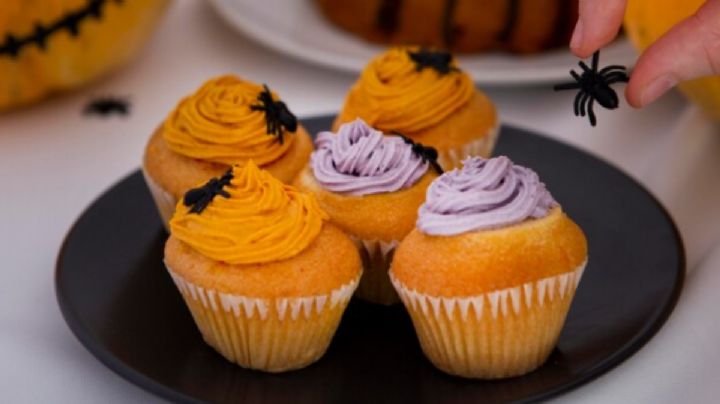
(55, 223, 205, 404)
(55, 119, 685, 403)
(207, 0, 637, 86)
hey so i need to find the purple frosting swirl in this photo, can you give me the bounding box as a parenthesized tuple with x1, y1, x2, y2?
(417, 156, 557, 235)
(310, 118, 429, 195)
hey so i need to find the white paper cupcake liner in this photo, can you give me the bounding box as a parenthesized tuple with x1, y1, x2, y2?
(141, 166, 177, 229)
(166, 266, 360, 372)
(437, 124, 500, 170)
(350, 236, 401, 305)
(390, 261, 586, 378)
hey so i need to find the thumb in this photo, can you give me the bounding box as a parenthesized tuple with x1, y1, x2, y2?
(627, 0, 720, 107)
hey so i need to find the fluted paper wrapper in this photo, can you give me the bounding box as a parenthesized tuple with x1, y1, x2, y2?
(436, 124, 500, 170)
(350, 236, 400, 305)
(142, 166, 177, 230)
(166, 267, 360, 372)
(391, 262, 586, 379)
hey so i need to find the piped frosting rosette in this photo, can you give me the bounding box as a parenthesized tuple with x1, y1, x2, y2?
(390, 156, 588, 378)
(170, 161, 326, 265)
(417, 155, 556, 236)
(307, 118, 432, 304)
(163, 75, 294, 166)
(311, 118, 429, 195)
(347, 48, 474, 134)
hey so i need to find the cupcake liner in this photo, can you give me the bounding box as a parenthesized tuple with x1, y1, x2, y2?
(141, 166, 177, 230)
(437, 124, 500, 170)
(390, 262, 586, 379)
(166, 266, 360, 372)
(350, 236, 401, 305)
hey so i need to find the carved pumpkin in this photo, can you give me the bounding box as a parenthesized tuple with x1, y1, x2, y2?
(0, 0, 168, 110)
(624, 0, 720, 120)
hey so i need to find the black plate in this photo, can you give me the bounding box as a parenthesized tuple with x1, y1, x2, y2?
(56, 116, 684, 404)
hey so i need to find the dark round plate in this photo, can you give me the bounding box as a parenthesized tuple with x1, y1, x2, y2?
(56, 116, 684, 404)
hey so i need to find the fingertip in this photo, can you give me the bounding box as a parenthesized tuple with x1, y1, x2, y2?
(569, 25, 623, 59)
(624, 72, 677, 108)
(624, 82, 643, 109)
(572, 0, 627, 57)
(569, 20, 585, 55)
(571, 46, 596, 59)
(569, 18, 598, 58)
(643, 75, 678, 106)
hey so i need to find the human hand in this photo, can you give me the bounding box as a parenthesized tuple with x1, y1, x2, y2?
(570, 0, 720, 108)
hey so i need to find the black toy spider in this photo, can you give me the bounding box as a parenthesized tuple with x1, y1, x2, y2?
(250, 84, 297, 145)
(83, 96, 130, 117)
(407, 48, 458, 75)
(553, 51, 629, 127)
(394, 133, 444, 174)
(183, 169, 234, 214)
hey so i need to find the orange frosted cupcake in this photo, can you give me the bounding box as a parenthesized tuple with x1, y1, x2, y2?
(164, 162, 361, 372)
(335, 47, 498, 169)
(390, 156, 588, 379)
(295, 118, 439, 305)
(144, 75, 313, 226)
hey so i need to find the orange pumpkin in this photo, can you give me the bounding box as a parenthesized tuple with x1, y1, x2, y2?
(0, 0, 168, 111)
(624, 0, 720, 120)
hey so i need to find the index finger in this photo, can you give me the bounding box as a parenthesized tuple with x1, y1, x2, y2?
(571, 0, 628, 58)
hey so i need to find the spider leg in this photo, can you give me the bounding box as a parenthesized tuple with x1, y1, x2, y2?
(603, 70, 628, 78)
(573, 91, 584, 116)
(604, 73, 630, 84)
(592, 50, 599, 73)
(606, 86, 620, 109)
(554, 82, 581, 91)
(600, 68, 629, 78)
(587, 98, 597, 126)
(579, 61, 591, 74)
(578, 93, 590, 117)
(599, 65, 627, 75)
(571, 70, 582, 82)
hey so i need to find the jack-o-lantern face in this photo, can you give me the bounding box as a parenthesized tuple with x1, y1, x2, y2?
(0, 0, 168, 110)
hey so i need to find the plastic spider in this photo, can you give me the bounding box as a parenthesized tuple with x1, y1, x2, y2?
(553, 51, 629, 127)
(407, 48, 458, 75)
(83, 96, 130, 117)
(183, 169, 233, 214)
(395, 133, 444, 174)
(250, 84, 297, 145)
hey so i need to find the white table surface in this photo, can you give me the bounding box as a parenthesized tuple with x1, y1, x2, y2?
(1, 1, 719, 402)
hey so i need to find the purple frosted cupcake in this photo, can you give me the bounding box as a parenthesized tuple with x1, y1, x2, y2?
(391, 156, 588, 378)
(294, 119, 441, 304)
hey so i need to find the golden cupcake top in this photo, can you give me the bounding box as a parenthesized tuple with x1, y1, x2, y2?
(348, 47, 475, 133)
(162, 75, 297, 166)
(169, 161, 328, 265)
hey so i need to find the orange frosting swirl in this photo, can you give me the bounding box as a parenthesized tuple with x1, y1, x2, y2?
(169, 161, 328, 265)
(163, 75, 294, 166)
(349, 47, 475, 133)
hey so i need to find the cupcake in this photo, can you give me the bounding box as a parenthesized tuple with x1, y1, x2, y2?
(390, 156, 588, 379)
(295, 119, 440, 305)
(164, 162, 361, 372)
(334, 47, 498, 169)
(143, 75, 313, 226)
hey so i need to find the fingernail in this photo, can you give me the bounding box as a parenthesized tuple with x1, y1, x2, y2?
(641, 75, 677, 106)
(570, 20, 584, 51)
